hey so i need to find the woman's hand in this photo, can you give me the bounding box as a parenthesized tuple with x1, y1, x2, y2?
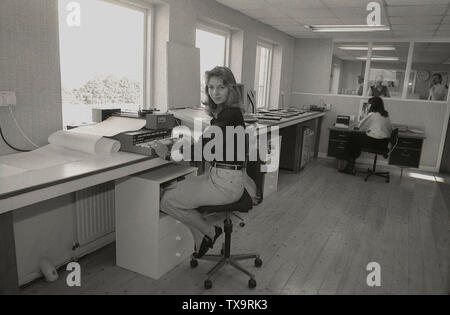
(151, 141, 170, 160)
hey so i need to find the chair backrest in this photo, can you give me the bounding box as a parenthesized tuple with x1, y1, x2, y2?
(389, 128, 399, 153)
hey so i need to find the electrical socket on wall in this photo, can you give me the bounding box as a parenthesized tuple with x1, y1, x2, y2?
(0, 91, 17, 107)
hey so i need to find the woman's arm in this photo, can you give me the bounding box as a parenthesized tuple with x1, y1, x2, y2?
(358, 113, 372, 131)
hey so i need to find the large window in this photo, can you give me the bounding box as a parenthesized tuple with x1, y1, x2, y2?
(58, 0, 149, 127)
(196, 24, 230, 102)
(255, 42, 273, 108)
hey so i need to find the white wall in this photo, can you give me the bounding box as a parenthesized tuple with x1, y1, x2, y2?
(0, 0, 62, 155)
(292, 38, 333, 94)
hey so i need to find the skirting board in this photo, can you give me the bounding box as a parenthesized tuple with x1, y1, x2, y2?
(19, 233, 115, 286)
(318, 153, 439, 173)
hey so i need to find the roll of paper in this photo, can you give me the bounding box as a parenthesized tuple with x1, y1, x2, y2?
(48, 130, 121, 155)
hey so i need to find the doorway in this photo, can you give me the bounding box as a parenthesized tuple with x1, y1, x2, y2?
(440, 114, 450, 173)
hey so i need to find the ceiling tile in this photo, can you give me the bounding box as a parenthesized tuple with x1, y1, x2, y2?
(385, 0, 450, 5)
(216, 0, 267, 11)
(338, 16, 389, 25)
(260, 17, 300, 26)
(392, 24, 439, 31)
(393, 31, 437, 38)
(438, 24, 450, 30)
(285, 8, 335, 18)
(265, 0, 326, 9)
(241, 8, 286, 20)
(329, 7, 369, 18)
(390, 16, 443, 24)
(443, 15, 450, 23)
(295, 17, 343, 25)
(387, 5, 448, 16)
(321, 0, 379, 8)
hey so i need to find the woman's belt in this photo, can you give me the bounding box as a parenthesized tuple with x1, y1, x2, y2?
(210, 162, 243, 170)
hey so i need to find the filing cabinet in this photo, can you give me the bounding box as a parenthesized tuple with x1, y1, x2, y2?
(389, 137, 423, 168)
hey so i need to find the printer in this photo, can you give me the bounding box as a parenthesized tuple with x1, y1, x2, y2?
(92, 108, 176, 157)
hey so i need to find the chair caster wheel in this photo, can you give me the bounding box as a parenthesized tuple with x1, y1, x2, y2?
(248, 278, 257, 289)
(239, 222, 245, 227)
(190, 259, 198, 268)
(254, 258, 263, 268)
(204, 279, 213, 290)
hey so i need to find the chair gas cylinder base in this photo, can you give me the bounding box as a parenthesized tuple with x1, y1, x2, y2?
(191, 189, 263, 290)
(361, 128, 399, 184)
(363, 153, 390, 183)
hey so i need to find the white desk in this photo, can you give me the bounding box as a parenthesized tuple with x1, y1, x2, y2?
(0, 151, 171, 294)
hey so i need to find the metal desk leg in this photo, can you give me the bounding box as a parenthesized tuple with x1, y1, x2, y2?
(0, 212, 19, 294)
(313, 116, 323, 158)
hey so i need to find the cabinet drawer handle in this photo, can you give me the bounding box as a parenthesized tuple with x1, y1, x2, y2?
(338, 134, 347, 138)
(175, 236, 182, 241)
(402, 141, 413, 144)
(175, 252, 181, 257)
(401, 152, 410, 157)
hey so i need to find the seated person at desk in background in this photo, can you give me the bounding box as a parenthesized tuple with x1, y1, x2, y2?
(339, 96, 392, 175)
(152, 66, 246, 258)
(428, 73, 448, 101)
(368, 75, 390, 98)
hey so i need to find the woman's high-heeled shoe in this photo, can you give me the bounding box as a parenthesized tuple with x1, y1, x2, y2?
(194, 226, 222, 259)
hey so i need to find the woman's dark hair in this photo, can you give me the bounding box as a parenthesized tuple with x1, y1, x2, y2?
(202, 66, 242, 114)
(369, 96, 389, 117)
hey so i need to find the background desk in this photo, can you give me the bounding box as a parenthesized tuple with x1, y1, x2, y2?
(327, 126, 426, 168)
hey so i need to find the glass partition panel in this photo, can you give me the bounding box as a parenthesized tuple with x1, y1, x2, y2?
(408, 42, 450, 101)
(367, 42, 410, 99)
(330, 42, 368, 95)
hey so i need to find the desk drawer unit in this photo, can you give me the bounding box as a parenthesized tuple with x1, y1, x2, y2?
(389, 137, 423, 168)
(115, 164, 197, 279)
(329, 130, 351, 141)
(327, 140, 348, 157)
(327, 130, 351, 157)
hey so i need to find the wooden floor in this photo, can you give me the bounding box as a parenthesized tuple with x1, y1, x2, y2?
(21, 160, 450, 295)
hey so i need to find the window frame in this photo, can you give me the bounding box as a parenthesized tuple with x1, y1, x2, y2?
(58, 0, 153, 117)
(255, 40, 274, 109)
(196, 22, 231, 68)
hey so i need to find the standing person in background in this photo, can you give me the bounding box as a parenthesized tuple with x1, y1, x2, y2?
(357, 76, 364, 96)
(428, 73, 448, 101)
(368, 75, 391, 98)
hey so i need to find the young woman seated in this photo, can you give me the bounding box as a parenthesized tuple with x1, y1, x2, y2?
(339, 96, 392, 175)
(152, 66, 246, 258)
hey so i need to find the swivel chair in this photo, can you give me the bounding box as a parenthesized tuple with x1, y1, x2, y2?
(191, 189, 262, 289)
(361, 128, 399, 183)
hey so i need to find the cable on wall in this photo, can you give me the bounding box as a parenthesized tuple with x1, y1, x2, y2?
(8, 105, 40, 148)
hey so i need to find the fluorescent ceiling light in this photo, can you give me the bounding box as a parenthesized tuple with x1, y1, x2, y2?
(356, 56, 399, 61)
(339, 45, 395, 51)
(306, 25, 390, 32)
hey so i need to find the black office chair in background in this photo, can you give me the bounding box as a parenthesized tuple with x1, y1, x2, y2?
(361, 128, 399, 183)
(191, 189, 262, 289)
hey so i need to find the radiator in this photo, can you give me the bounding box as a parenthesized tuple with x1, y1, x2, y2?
(74, 182, 115, 247)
